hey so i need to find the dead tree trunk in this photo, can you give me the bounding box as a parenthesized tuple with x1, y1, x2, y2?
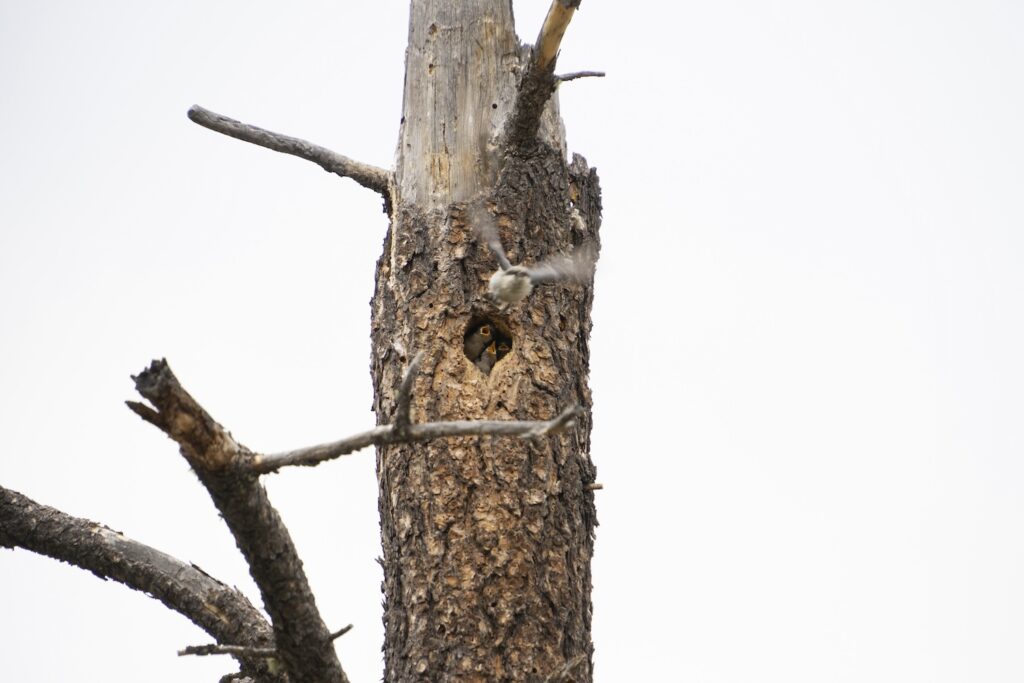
(371, 1, 601, 680)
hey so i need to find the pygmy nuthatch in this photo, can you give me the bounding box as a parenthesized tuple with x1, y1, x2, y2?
(474, 205, 595, 305)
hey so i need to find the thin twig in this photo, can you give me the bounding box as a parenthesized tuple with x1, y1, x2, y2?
(584, 483, 603, 491)
(556, 70, 605, 82)
(329, 624, 354, 642)
(179, 644, 277, 658)
(253, 405, 583, 473)
(179, 625, 350, 659)
(187, 105, 391, 199)
(393, 351, 424, 437)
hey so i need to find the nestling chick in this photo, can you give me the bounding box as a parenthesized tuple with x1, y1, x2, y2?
(474, 341, 498, 374)
(463, 323, 493, 360)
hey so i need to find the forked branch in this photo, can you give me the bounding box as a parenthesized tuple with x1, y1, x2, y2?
(254, 404, 583, 473)
(504, 0, 585, 150)
(188, 105, 391, 200)
(121, 355, 581, 679)
(251, 352, 582, 472)
(127, 359, 349, 683)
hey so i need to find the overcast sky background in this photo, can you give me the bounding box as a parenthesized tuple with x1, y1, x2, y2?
(2, 2, 1023, 681)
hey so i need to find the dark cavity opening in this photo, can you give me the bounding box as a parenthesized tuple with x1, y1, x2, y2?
(463, 316, 512, 375)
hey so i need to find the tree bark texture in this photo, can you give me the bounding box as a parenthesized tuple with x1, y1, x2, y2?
(372, 1, 601, 680)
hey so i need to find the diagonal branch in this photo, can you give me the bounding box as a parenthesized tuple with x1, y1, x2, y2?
(535, 0, 583, 71)
(128, 359, 348, 683)
(0, 485, 281, 682)
(252, 404, 584, 473)
(504, 0, 584, 150)
(392, 351, 424, 437)
(188, 105, 392, 200)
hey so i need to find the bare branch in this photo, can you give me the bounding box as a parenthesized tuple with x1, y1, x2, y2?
(584, 483, 604, 491)
(180, 643, 276, 659)
(393, 351, 424, 437)
(187, 105, 392, 199)
(329, 624, 354, 641)
(130, 359, 348, 683)
(504, 1, 584, 150)
(555, 70, 605, 82)
(253, 405, 584, 473)
(535, 0, 583, 71)
(0, 485, 279, 681)
(525, 404, 583, 436)
(181, 625, 351, 661)
(254, 425, 390, 472)
(180, 643, 277, 658)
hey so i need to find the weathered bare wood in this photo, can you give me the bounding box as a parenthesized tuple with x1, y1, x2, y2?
(534, 0, 582, 71)
(252, 404, 583, 472)
(188, 105, 392, 202)
(394, 1, 523, 207)
(0, 485, 281, 682)
(128, 359, 348, 683)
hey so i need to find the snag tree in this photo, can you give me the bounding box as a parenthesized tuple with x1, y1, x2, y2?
(0, 2, 602, 681)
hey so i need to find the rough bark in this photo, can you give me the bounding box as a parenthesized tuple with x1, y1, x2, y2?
(372, 1, 601, 680)
(0, 485, 282, 682)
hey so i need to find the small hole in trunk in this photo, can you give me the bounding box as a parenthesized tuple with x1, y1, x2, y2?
(463, 316, 512, 374)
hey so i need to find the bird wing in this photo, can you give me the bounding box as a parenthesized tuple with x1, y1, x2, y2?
(470, 203, 512, 271)
(528, 243, 597, 285)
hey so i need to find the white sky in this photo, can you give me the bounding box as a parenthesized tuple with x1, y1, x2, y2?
(2, 2, 1023, 681)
